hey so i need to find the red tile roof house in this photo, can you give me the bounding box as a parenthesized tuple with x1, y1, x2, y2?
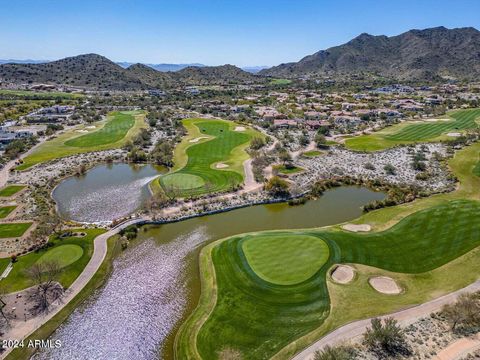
(304, 120, 331, 129)
(273, 119, 298, 128)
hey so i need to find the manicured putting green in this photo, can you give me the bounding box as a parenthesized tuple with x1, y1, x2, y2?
(243, 234, 329, 285)
(0, 206, 16, 219)
(0, 222, 32, 238)
(345, 108, 480, 151)
(36, 244, 83, 269)
(161, 173, 205, 190)
(65, 112, 135, 147)
(0, 185, 25, 197)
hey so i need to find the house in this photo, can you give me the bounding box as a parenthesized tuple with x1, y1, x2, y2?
(273, 119, 298, 128)
(25, 105, 75, 123)
(304, 111, 327, 120)
(304, 120, 330, 130)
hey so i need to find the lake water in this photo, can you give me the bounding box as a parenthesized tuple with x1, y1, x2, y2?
(52, 163, 166, 223)
(36, 186, 385, 360)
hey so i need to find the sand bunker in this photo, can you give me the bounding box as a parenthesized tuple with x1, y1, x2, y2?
(447, 132, 462, 137)
(369, 276, 402, 294)
(234, 126, 246, 132)
(76, 130, 88, 133)
(215, 163, 229, 169)
(189, 136, 209, 143)
(331, 265, 355, 284)
(342, 224, 371, 232)
(85, 126, 96, 129)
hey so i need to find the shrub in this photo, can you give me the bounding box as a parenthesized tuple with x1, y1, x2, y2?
(363, 317, 410, 356)
(314, 344, 356, 360)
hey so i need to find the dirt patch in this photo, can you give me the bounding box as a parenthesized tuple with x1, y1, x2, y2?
(189, 136, 209, 143)
(369, 276, 402, 294)
(234, 126, 246, 132)
(331, 265, 355, 284)
(342, 224, 371, 232)
(215, 163, 229, 169)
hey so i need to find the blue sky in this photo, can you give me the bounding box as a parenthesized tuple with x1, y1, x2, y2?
(1, 0, 479, 66)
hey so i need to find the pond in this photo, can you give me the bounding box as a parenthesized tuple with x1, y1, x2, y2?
(35, 186, 385, 360)
(52, 163, 166, 223)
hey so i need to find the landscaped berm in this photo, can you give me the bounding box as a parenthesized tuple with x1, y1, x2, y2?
(17, 110, 146, 170)
(156, 118, 261, 197)
(175, 141, 480, 360)
(345, 108, 480, 151)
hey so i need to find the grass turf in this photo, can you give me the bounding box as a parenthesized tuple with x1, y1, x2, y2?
(158, 118, 260, 197)
(176, 141, 480, 359)
(0, 222, 32, 238)
(345, 108, 480, 151)
(270, 79, 292, 85)
(242, 234, 329, 285)
(0, 185, 26, 197)
(188, 200, 480, 359)
(36, 244, 84, 269)
(273, 164, 304, 174)
(474, 153, 480, 177)
(0, 206, 17, 219)
(17, 111, 146, 170)
(302, 150, 322, 157)
(0, 228, 105, 293)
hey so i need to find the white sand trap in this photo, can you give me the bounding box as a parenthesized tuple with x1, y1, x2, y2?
(85, 126, 96, 129)
(342, 224, 371, 232)
(215, 163, 229, 169)
(189, 136, 209, 143)
(331, 265, 355, 284)
(369, 276, 402, 294)
(447, 132, 462, 137)
(234, 126, 246, 132)
(76, 130, 88, 133)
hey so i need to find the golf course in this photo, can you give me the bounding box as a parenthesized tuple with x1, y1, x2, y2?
(0, 228, 105, 292)
(156, 118, 261, 197)
(176, 140, 480, 360)
(17, 110, 146, 170)
(345, 108, 480, 151)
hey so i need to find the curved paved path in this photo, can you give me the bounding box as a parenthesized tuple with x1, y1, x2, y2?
(0, 218, 144, 359)
(293, 279, 480, 360)
(434, 334, 480, 360)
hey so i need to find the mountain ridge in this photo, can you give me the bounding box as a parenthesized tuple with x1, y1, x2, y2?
(260, 26, 480, 81)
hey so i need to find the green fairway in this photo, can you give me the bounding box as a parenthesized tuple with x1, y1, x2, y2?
(302, 150, 322, 157)
(36, 244, 84, 269)
(176, 140, 480, 360)
(0, 222, 32, 238)
(345, 108, 480, 151)
(243, 234, 329, 285)
(270, 78, 292, 85)
(0, 89, 83, 100)
(0, 206, 17, 219)
(158, 118, 260, 197)
(17, 111, 146, 170)
(273, 164, 304, 174)
(0, 185, 26, 197)
(474, 153, 480, 177)
(0, 229, 104, 292)
(64, 112, 135, 147)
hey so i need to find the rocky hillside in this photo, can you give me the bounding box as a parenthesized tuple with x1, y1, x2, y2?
(0, 54, 262, 90)
(175, 64, 260, 85)
(260, 27, 480, 81)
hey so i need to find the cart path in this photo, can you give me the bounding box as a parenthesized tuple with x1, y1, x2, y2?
(0, 218, 144, 359)
(292, 279, 480, 360)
